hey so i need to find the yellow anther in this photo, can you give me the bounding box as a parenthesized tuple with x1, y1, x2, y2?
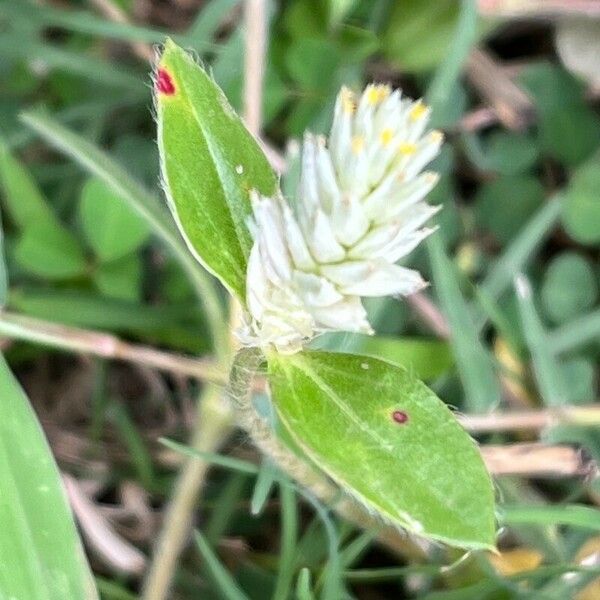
(398, 142, 417, 155)
(366, 84, 391, 106)
(379, 128, 394, 147)
(409, 100, 428, 121)
(351, 135, 365, 155)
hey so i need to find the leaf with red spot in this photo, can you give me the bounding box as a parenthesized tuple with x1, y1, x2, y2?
(267, 350, 496, 550)
(156, 39, 277, 300)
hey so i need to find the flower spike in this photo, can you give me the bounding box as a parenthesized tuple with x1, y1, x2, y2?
(238, 85, 442, 353)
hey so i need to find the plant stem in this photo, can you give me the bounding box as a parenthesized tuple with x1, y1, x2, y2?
(0, 310, 227, 383)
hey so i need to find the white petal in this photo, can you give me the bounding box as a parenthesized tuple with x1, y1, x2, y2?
(307, 209, 346, 263)
(280, 200, 315, 270)
(293, 271, 344, 307)
(251, 194, 291, 282)
(330, 193, 370, 247)
(323, 260, 426, 297)
(379, 226, 437, 263)
(312, 296, 372, 333)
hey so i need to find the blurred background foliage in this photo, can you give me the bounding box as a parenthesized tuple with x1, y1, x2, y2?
(0, 0, 599, 598)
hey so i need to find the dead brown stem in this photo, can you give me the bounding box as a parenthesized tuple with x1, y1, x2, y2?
(466, 49, 535, 131)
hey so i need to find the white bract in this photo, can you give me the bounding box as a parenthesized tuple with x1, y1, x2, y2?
(238, 84, 443, 353)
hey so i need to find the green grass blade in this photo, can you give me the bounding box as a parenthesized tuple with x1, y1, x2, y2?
(0, 38, 140, 90)
(295, 568, 315, 600)
(501, 504, 600, 531)
(272, 480, 298, 600)
(109, 401, 155, 490)
(514, 274, 568, 406)
(0, 354, 98, 599)
(193, 530, 249, 600)
(159, 438, 259, 475)
(427, 0, 478, 118)
(250, 458, 277, 515)
(20, 111, 227, 358)
(548, 309, 600, 354)
(427, 233, 502, 412)
(0, 211, 7, 307)
(478, 197, 562, 310)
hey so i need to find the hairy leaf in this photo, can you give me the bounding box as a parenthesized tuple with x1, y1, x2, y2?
(268, 350, 496, 549)
(156, 39, 277, 300)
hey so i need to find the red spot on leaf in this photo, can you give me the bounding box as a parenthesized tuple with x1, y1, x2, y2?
(392, 410, 408, 424)
(157, 68, 175, 95)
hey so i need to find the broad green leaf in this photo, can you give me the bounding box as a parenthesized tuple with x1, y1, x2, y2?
(562, 156, 600, 245)
(268, 350, 496, 549)
(541, 252, 597, 324)
(14, 222, 87, 279)
(0, 354, 97, 599)
(93, 254, 142, 301)
(156, 39, 277, 300)
(80, 177, 150, 262)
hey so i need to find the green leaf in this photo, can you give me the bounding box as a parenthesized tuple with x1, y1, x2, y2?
(268, 350, 496, 549)
(14, 222, 88, 279)
(475, 176, 544, 244)
(562, 156, 600, 245)
(0, 139, 62, 231)
(156, 39, 277, 300)
(0, 354, 97, 599)
(381, 0, 461, 73)
(80, 177, 150, 262)
(484, 132, 539, 176)
(356, 336, 453, 380)
(93, 254, 142, 302)
(541, 252, 597, 324)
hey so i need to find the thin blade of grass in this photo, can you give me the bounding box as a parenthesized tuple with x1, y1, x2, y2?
(272, 479, 299, 600)
(477, 197, 562, 329)
(548, 309, 600, 354)
(109, 401, 155, 490)
(0, 38, 141, 90)
(250, 458, 278, 516)
(427, 233, 502, 411)
(426, 0, 479, 119)
(159, 438, 258, 475)
(193, 530, 249, 600)
(501, 504, 600, 531)
(0, 211, 8, 307)
(205, 473, 248, 545)
(514, 274, 568, 406)
(295, 489, 343, 600)
(295, 568, 315, 600)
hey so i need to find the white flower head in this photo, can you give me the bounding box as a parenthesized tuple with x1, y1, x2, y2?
(237, 84, 443, 354)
